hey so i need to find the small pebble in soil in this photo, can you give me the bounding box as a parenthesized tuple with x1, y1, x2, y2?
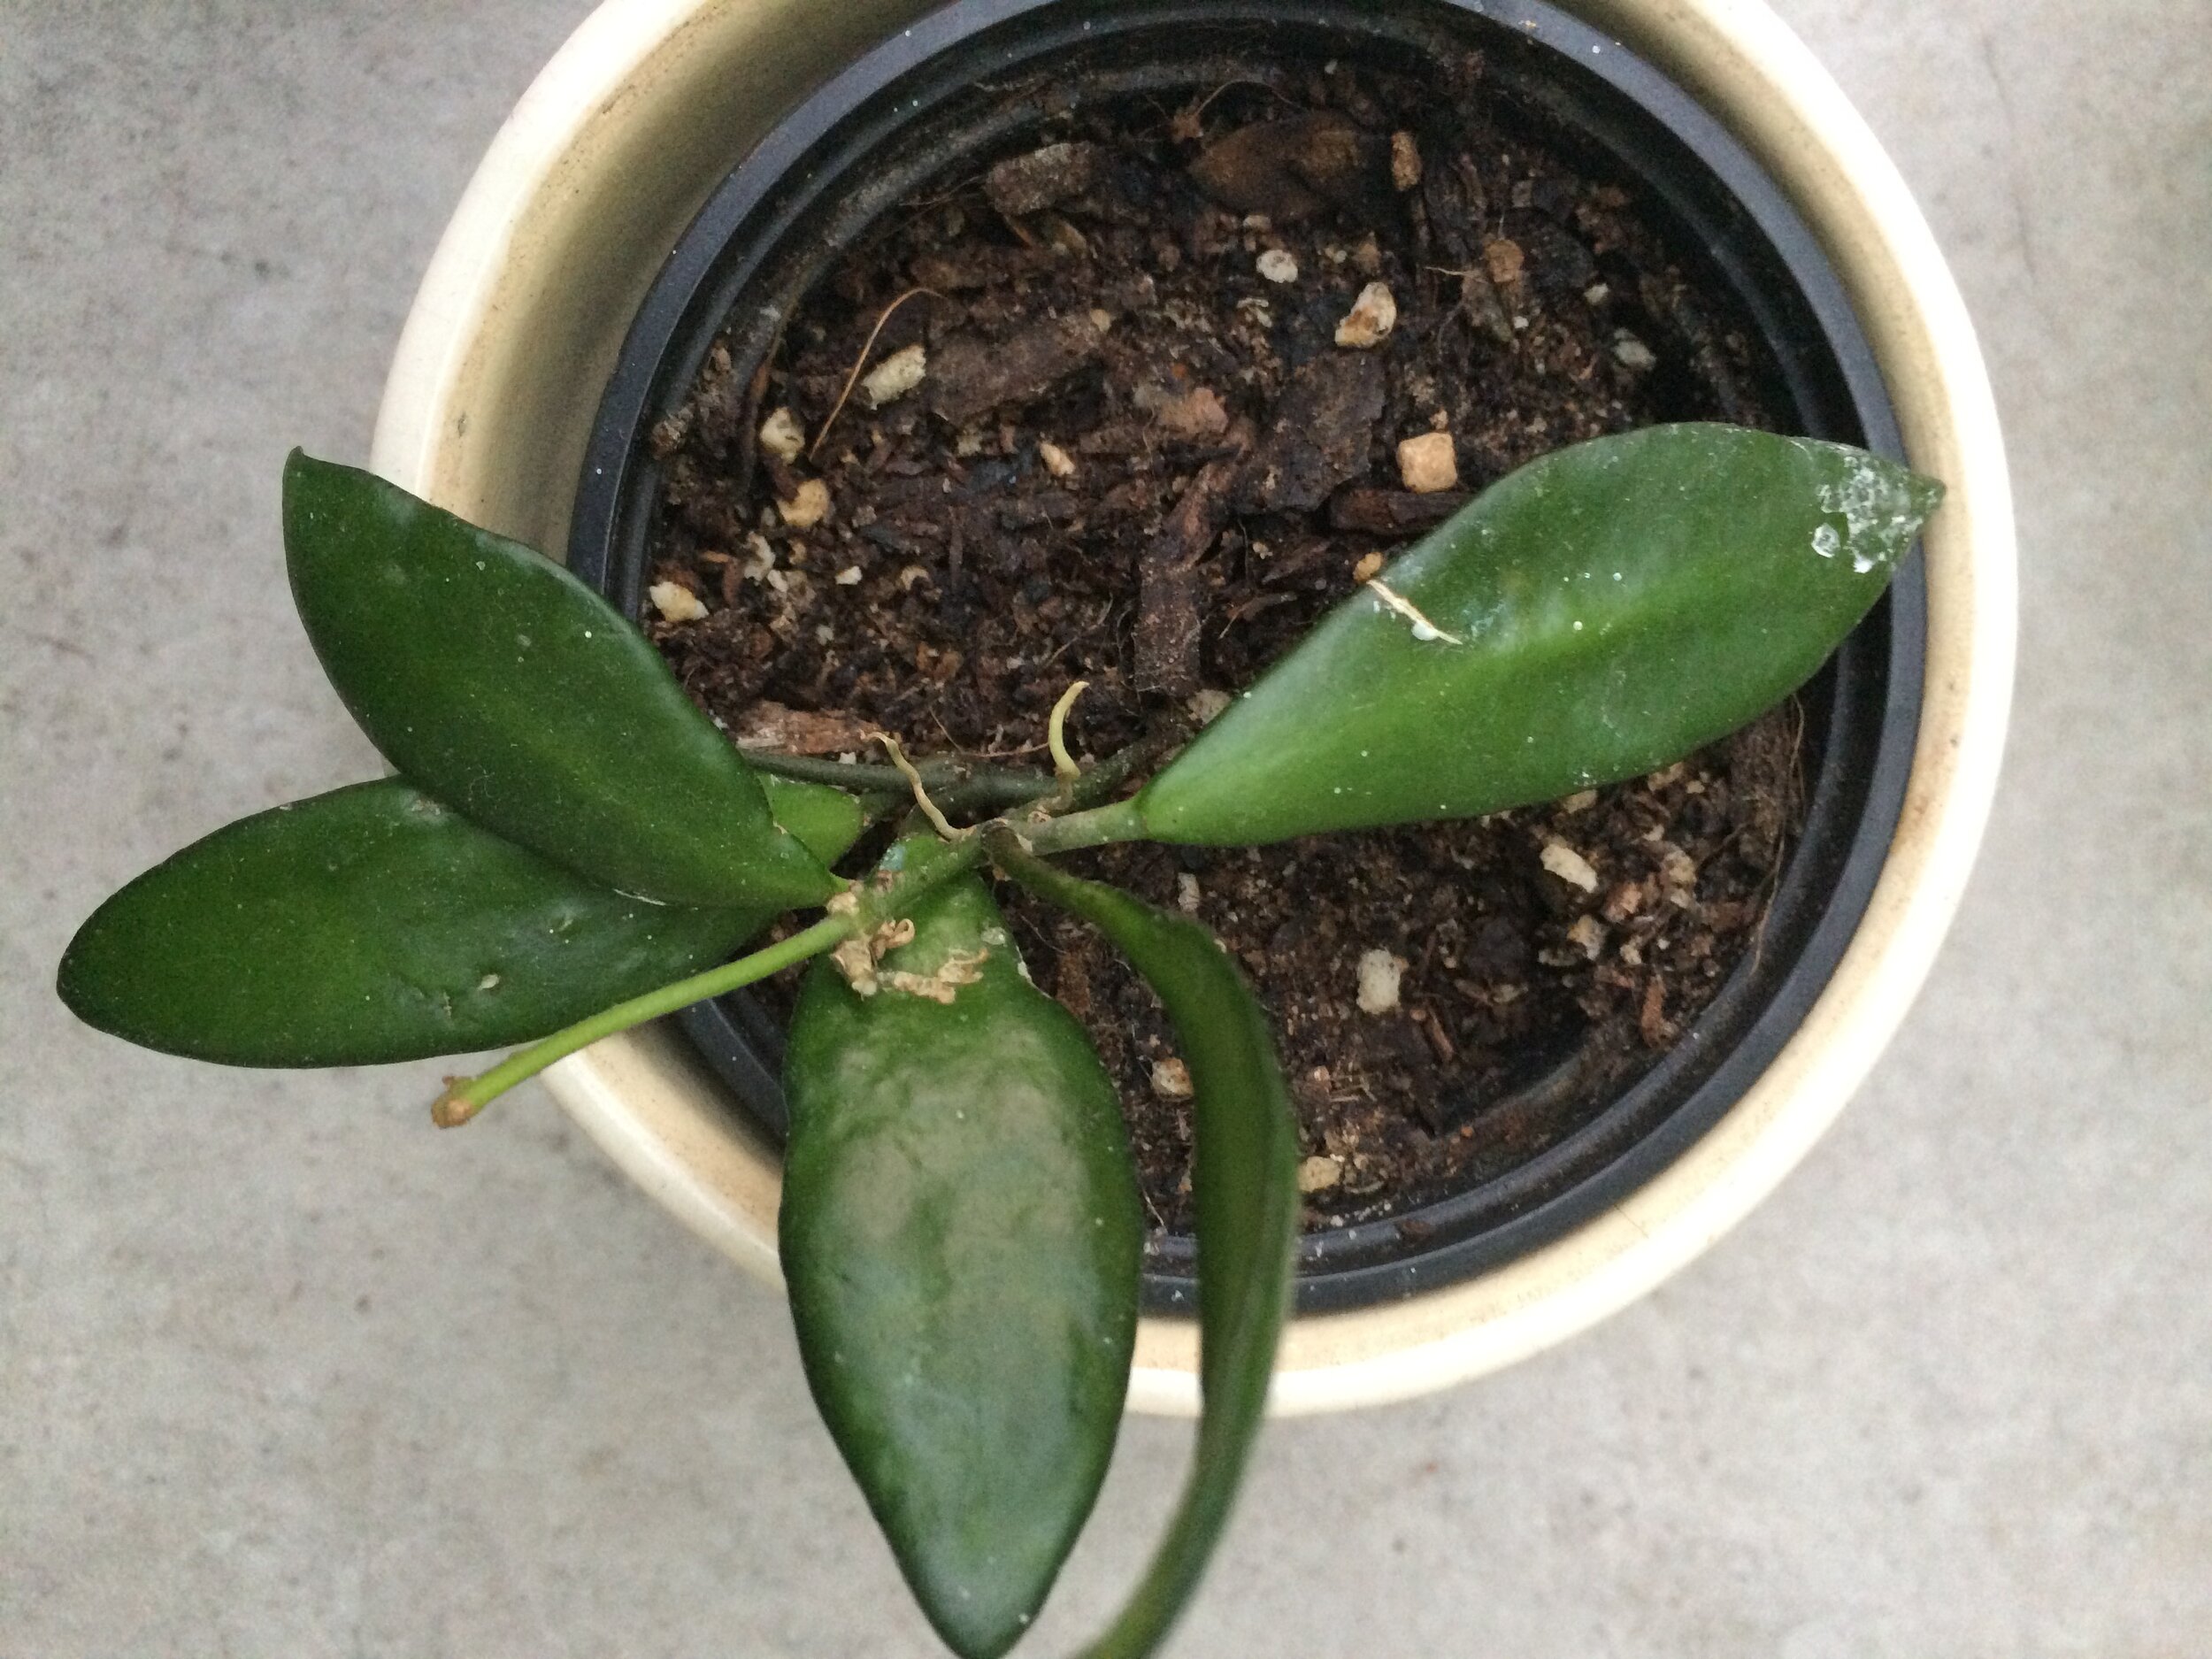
(1150, 1057, 1194, 1100)
(776, 479, 831, 528)
(1185, 687, 1232, 726)
(1298, 1156, 1345, 1194)
(1352, 549, 1386, 583)
(1176, 873, 1202, 914)
(1334, 280, 1398, 349)
(1656, 841, 1699, 902)
(861, 342, 927, 408)
(1038, 439, 1077, 479)
(1390, 130, 1423, 191)
(1540, 841, 1601, 892)
(757, 407, 805, 462)
(1356, 949, 1405, 1015)
(1397, 431, 1459, 494)
(1138, 383, 1230, 440)
(1566, 915, 1608, 961)
(1612, 331, 1659, 371)
(648, 580, 707, 624)
(1256, 247, 1301, 284)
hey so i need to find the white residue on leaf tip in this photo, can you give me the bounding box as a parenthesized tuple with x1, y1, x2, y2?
(1811, 523, 1840, 560)
(1816, 457, 1918, 578)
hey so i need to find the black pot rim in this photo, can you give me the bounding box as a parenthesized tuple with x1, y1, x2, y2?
(568, 0, 1929, 1319)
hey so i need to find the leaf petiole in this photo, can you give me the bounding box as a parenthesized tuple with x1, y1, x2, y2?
(430, 824, 1002, 1128)
(432, 913, 854, 1127)
(1008, 796, 1148, 857)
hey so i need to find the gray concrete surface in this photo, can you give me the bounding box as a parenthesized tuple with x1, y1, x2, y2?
(4, 1, 2206, 1653)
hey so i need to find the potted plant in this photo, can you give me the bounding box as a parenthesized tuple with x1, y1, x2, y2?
(574, 0, 1932, 1340)
(64, 425, 1938, 1655)
(58, 0, 2016, 1649)
(367, 0, 2010, 1414)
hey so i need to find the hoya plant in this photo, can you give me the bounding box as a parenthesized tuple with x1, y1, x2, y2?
(60, 423, 1939, 1658)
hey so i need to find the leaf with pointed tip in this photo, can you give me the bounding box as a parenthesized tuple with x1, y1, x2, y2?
(283, 452, 835, 909)
(1138, 425, 1941, 844)
(780, 849, 1143, 1659)
(55, 780, 803, 1066)
(759, 774, 868, 871)
(1001, 856, 1299, 1659)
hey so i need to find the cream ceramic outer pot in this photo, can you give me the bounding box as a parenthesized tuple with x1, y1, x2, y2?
(373, 0, 2015, 1417)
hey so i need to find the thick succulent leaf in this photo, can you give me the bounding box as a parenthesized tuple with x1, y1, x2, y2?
(780, 852, 1144, 1659)
(1138, 425, 1943, 845)
(1002, 857, 1299, 1659)
(759, 774, 868, 868)
(283, 451, 835, 909)
(56, 780, 776, 1066)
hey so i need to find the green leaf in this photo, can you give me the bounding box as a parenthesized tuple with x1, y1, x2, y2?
(283, 452, 835, 909)
(780, 849, 1144, 1659)
(758, 774, 868, 868)
(57, 780, 777, 1067)
(1000, 855, 1299, 1659)
(1137, 424, 1943, 844)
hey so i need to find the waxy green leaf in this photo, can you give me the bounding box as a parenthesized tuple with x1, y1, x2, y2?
(1001, 856, 1299, 1659)
(57, 780, 779, 1066)
(759, 773, 868, 869)
(780, 850, 1144, 1659)
(283, 452, 835, 909)
(1138, 425, 1942, 845)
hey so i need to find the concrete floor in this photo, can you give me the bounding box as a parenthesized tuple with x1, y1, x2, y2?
(4, 1, 2206, 1653)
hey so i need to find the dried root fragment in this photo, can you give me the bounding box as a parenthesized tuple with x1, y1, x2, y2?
(879, 948, 990, 1005)
(828, 913, 919, 999)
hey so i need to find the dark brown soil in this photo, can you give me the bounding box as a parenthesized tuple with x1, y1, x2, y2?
(641, 54, 1803, 1233)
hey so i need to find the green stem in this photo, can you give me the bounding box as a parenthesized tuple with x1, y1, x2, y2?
(431, 771, 1141, 1132)
(746, 726, 1184, 824)
(1069, 727, 1184, 811)
(742, 747, 1053, 813)
(433, 828, 997, 1129)
(1002, 796, 1149, 858)
(433, 914, 850, 1127)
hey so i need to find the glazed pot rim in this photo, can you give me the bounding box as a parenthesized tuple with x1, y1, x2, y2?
(372, 0, 2015, 1416)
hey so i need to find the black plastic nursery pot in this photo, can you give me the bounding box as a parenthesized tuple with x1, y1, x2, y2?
(566, 0, 1927, 1319)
